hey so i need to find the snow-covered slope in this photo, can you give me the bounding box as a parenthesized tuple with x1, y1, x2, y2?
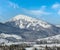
(56, 25, 60, 27)
(0, 38, 8, 44)
(37, 34, 60, 44)
(37, 34, 60, 41)
(0, 33, 22, 39)
(0, 14, 60, 41)
(0, 33, 23, 44)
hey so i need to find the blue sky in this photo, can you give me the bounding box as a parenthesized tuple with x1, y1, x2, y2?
(0, 0, 60, 25)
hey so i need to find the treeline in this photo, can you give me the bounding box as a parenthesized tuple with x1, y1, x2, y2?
(0, 43, 31, 50)
(0, 44, 60, 50)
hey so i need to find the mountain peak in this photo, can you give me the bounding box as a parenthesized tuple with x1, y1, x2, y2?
(11, 14, 35, 21)
(8, 14, 51, 29)
(13, 15, 30, 19)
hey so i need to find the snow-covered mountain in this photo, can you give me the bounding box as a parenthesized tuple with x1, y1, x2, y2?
(0, 14, 60, 41)
(7, 15, 51, 29)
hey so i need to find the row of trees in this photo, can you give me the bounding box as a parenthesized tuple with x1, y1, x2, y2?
(0, 45, 60, 50)
(0, 43, 31, 50)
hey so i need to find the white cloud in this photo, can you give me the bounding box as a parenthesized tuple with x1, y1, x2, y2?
(22, 6, 51, 16)
(27, 9, 50, 16)
(40, 6, 46, 10)
(51, 3, 60, 15)
(29, 10, 50, 15)
(58, 10, 60, 15)
(52, 3, 60, 9)
(8, 1, 19, 9)
(7, 1, 51, 16)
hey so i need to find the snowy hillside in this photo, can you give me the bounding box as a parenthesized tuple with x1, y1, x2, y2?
(37, 34, 60, 41)
(37, 34, 60, 44)
(0, 33, 22, 39)
(0, 33, 23, 44)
